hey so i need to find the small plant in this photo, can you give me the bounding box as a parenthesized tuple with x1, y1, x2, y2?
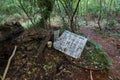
(84, 41, 112, 70)
(27, 67, 38, 75)
(77, 21, 85, 27)
(107, 19, 117, 27)
(43, 64, 53, 71)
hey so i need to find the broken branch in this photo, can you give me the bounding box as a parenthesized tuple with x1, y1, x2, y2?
(90, 70, 93, 80)
(2, 46, 17, 80)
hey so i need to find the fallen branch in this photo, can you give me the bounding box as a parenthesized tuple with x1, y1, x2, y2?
(90, 70, 93, 80)
(2, 46, 17, 80)
(12, 60, 27, 77)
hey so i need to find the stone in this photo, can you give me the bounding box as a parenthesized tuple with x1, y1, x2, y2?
(47, 41, 52, 48)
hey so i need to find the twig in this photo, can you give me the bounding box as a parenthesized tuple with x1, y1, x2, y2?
(2, 46, 17, 80)
(90, 70, 93, 80)
(12, 60, 27, 77)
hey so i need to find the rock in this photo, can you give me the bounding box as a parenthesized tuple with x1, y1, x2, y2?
(47, 41, 52, 48)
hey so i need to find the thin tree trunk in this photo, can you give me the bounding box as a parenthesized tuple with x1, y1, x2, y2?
(57, 0, 68, 27)
(59, 0, 71, 27)
(18, 0, 35, 26)
(70, 0, 81, 32)
(59, 0, 71, 18)
(98, 0, 102, 30)
(85, 0, 89, 26)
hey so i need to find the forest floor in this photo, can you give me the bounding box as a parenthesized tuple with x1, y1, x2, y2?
(0, 21, 120, 80)
(80, 27, 120, 80)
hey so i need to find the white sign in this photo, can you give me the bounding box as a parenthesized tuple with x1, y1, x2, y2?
(53, 30, 87, 59)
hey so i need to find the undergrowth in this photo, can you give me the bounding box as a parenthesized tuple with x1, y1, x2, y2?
(84, 41, 113, 70)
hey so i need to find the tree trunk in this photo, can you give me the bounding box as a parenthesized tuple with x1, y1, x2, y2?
(98, 0, 102, 30)
(70, 0, 81, 33)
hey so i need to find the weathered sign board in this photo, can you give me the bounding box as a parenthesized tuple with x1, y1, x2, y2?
(53, 30, 87, 59)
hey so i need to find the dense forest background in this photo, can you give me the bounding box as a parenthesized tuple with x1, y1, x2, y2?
(0, 0, 120, 32)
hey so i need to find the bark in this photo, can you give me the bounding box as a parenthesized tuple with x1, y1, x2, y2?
(98, 0, 102, 30)
(85, 0, 89, 26)
(37, 32, 52, 65)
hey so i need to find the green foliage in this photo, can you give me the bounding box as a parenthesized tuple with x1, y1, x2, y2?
(77, 21, 85, 27)
(115, 0, 120, 12)
(0, 0, 55, 28)
(43, 64, 53, 71)
(35, 0, 55, 28)
(0, 0, 21, 23)
(27, 67, 38, 75)
(107, 19, 117, 27)
(0, 0, 120, 29)
(87, 3, 100, 15)
(84, 41, 112, 69)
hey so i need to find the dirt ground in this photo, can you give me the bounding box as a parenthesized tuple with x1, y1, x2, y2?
(80, 27, 120, 80)
(0, 26, 120, 80)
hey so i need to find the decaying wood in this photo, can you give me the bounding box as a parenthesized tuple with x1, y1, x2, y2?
(18, 28, 48, 44)
(37, 31, 52, 64)
(0, 22, 24, 45)
(0, 22, 24, 68)
(2, 46, 17, 80)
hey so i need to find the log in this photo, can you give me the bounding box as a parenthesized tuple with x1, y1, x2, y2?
(37, 32, 52, 65)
